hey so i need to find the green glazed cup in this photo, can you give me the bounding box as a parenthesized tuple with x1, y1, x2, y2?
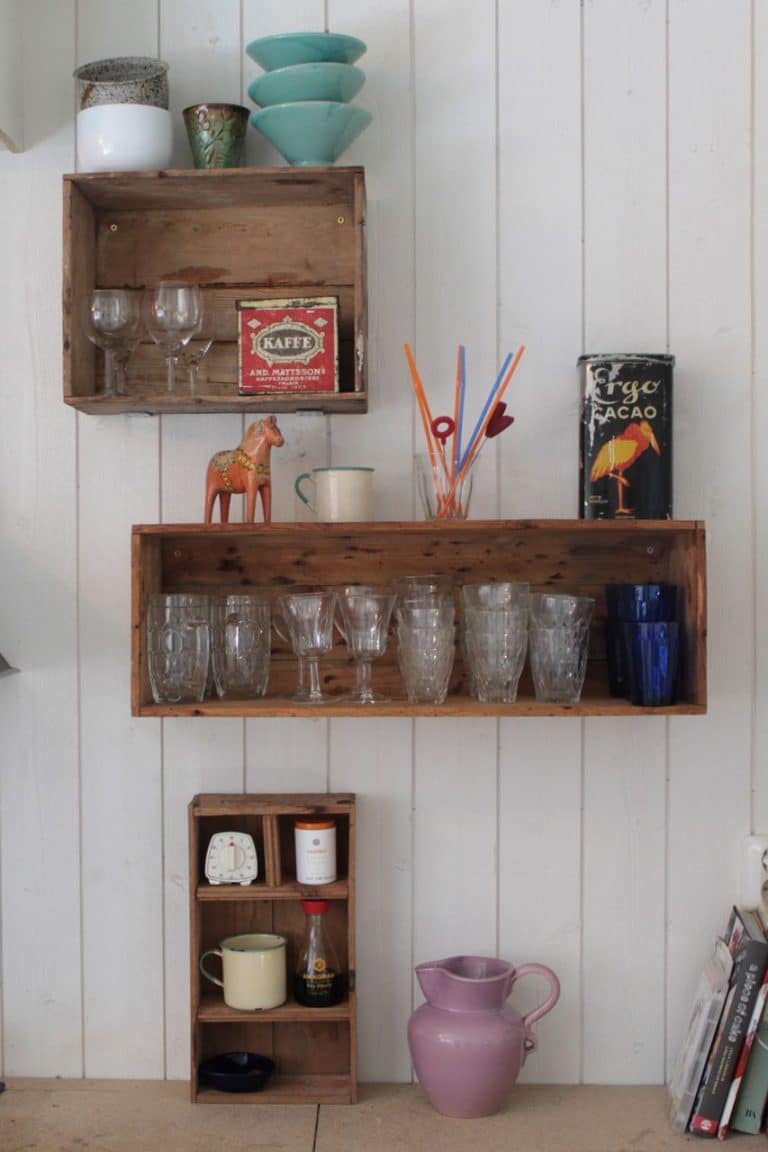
(183, 103, 249, 168)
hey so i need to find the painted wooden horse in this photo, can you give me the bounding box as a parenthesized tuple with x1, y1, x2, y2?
(204, 416, 284, 524)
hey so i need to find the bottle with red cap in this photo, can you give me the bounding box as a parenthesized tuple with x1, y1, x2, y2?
(294, 899, 346, 1008)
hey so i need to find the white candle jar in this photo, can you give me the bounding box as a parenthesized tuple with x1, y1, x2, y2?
(295, 819, 337, 885)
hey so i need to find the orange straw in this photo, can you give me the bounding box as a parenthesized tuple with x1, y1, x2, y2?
(444, 344, 526, 510)
(404, 344, 447, 514)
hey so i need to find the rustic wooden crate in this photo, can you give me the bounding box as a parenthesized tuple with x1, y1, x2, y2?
(132, 519, 706, 717)
(63, 167, 367, 415)
(189, 793, 356, 1105)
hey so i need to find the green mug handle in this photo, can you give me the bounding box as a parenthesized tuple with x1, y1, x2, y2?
(295, 472, 316, 513)
(199, 948, 224, 989)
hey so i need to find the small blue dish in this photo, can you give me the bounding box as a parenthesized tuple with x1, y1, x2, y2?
(246, 32, 367, 71)
(198, 1051, 275, 1093)
(250, 101, 372, 166)
(248, 62, 365, 107)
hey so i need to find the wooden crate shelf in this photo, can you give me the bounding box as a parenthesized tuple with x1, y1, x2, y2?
(63, 167, 367, 415)
(134, 519, 706, 717)
(189, 793, 357, 1105)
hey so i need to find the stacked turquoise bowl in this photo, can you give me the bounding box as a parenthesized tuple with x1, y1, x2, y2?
(247, 32, 372, 167)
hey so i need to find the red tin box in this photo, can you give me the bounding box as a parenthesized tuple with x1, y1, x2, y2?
(237, 296, 339, 395)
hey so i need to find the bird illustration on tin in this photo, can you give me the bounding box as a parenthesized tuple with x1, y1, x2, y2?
(589, 419, 661, 516)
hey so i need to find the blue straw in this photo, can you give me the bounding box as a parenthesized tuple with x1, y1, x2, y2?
(459, 352, 512, 473)
(455, 345, 467, 475)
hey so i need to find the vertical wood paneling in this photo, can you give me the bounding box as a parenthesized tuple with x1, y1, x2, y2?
(163, 724, 242, 1078)
(410, 0, 499, 1045)
(497, 0, 583, 1085)
(583, 719, 666, 1080)
(753, 0, 768, 835)
(324, 0, 416, 1082)
(413, 721, 497, 967)
(244, 720, 328, 792)
(667, 0, 753, 1073)
(157, 0, 246, 1081)
(331, 720, 413, 1082)
(0, 0, 760, 1090)
(499, 724, 582, 1085)
(582, 0, 668, 1083)
(328, 0, 413, 519)
(412, 0, 498, 519)
(241, 0, 329, 526)
(76, 0, 164, 1077)
(0, 0, 81, 1077)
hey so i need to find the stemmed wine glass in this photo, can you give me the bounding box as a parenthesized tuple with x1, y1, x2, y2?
(277, 591, 338, 705)
(337, 586, 397, 704)
(143, 282, 202, 394)
(83, 288, 142, 396)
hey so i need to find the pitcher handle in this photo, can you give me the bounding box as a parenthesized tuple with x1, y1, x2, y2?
(199, 947, 224, 989)
(509, 963, 561, 1053)
(295, 473, 316, 513)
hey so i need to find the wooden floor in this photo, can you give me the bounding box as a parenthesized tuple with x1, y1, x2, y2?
(0, 1079, 695, 1150)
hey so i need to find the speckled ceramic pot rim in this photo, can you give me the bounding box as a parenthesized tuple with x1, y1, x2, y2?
(183, 103, 250, 116)
(74, 56, 169, 111)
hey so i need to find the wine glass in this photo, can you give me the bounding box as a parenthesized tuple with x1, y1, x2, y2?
(143, 282, 202, 393)
(178, 336, 214, 394)
(83, 289, 142, 396)
(277, 591, 338, 705)
(337, 586, 397, 704)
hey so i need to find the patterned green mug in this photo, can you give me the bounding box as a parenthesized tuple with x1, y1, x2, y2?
(183, 103, 249, 168)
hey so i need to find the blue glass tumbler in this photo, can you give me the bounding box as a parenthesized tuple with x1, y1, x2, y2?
(622, 621, 679, 706)
(605, 584, 678, 698)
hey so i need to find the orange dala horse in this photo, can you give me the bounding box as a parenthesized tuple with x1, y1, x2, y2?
(204, 417, 284, 524)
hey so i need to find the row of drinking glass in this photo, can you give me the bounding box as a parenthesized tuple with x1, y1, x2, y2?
(85, 283, 209, 397)
(401, 583, 594, 705)
(146, 583, 596, 707)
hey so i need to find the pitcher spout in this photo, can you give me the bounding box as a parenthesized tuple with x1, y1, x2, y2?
(415, 961, 445, 1004)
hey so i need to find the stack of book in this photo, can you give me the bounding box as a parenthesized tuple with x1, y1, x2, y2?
(669, 906, 768, 1138)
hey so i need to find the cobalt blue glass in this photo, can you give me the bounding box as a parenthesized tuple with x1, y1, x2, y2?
(612, 583, 678, 623)
(622, 621, 679, 706)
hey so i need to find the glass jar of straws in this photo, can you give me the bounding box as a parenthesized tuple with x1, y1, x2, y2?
(404, 342, 524, 521)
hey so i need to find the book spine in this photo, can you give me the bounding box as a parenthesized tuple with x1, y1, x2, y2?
(717, 970, 768, 1139)
(730, 1019, 768, 1133)
(690, 940, 768, 1136)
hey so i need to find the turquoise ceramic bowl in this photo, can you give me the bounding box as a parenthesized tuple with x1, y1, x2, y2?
(248, 62, 365, 107)
(250, 101, 372, 166)
(246, 32, 367, 71)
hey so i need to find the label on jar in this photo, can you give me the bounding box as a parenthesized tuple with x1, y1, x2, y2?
(579, 354, 673, 520)
(293, 966, 345, 1008)
(295, 822, 337, 885)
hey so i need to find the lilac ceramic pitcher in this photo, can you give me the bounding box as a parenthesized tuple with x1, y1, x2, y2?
(407, 954, 560, 1118)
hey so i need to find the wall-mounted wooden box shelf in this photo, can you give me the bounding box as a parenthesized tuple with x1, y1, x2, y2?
(189, 793, 356, 1104)
(63, 167, 367, 415)
(132, 519, 706, 717)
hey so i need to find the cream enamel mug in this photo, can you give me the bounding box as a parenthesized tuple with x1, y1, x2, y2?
(295, 466, 373, 521)
(199, 932, 286, 1010)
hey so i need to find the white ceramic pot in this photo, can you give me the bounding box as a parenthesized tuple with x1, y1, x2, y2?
(76, 103, 173, 173)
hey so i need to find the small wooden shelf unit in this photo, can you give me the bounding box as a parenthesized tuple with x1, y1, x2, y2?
(189, 792, 357, 1104)
(63, 167, 367, 414)
(132, 518, 706, 717)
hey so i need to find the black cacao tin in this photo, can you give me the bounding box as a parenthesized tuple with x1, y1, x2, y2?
(579, 353, 674, 520)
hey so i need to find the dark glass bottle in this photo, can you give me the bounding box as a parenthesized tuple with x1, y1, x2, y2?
(294, 899, 345, 1008)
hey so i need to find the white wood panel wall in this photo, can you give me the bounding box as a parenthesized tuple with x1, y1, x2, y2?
(0, 0, 761, 1087)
